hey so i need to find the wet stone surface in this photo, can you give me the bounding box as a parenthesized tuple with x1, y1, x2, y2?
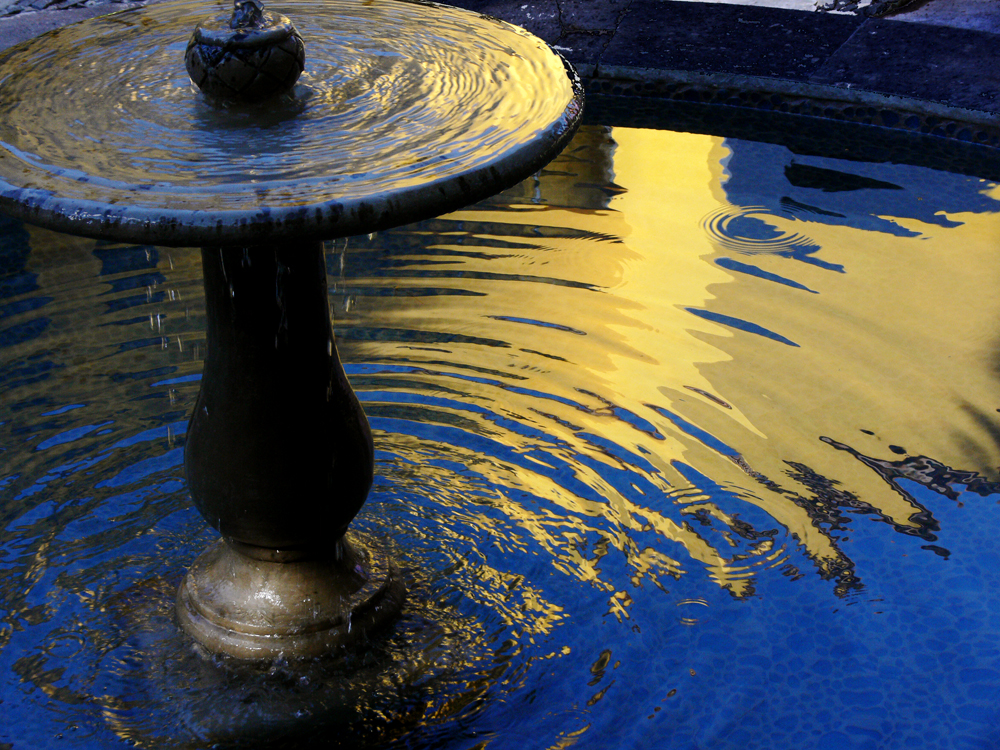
(184, 6, 305, 102)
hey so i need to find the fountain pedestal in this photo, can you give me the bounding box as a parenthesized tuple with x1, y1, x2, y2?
(186, 244, 372, 554)
(178, 537, 402, 659)
(0, 0, 583, 661)
(176, 243, 403, 658)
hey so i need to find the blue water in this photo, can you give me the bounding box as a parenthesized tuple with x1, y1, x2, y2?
(1, 121, 1000, 749)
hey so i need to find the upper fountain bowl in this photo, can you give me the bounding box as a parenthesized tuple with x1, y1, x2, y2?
(0, 0, 583, 246)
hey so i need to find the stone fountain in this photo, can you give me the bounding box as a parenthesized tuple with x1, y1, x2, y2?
(0, 0, 582, 660)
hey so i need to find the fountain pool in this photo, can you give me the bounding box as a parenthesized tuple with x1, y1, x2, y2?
(1, 104, 1000, 748)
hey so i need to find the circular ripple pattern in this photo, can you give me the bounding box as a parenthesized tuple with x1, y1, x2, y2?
(0, 0, 582, 245)
(701, 204, 819, 255)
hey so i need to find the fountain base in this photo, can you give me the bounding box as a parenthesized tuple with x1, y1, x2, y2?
(176, 534, 404, 660)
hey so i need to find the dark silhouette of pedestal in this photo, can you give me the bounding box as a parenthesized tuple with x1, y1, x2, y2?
(176, 244, 403, 659)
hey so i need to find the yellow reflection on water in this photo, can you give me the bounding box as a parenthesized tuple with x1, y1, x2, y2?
(609, 126, 1000, 587)
(344, 124, 1000, 603)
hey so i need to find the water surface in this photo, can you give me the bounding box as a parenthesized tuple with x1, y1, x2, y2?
(1, 121, 1000, 749)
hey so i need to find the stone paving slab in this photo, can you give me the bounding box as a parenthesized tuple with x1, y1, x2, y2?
(455, 0, 563, 42)
(559, 0, 632, 32)
(601, 1, 862, 81)
(812, 19, 1000, 114)
(444, 0, 1000, 124)
(0, 0, 129, 17)
(0, 1, 144, 47)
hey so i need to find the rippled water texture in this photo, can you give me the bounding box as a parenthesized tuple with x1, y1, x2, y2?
(2, 123, 1000, 749)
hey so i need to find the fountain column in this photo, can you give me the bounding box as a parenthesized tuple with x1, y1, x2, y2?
(177, 242, 403, 658)
(172, 2, 406, 660)
(187, 244, 372, 554)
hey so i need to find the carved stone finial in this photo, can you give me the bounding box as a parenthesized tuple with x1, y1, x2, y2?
(185, 0, 305, 103)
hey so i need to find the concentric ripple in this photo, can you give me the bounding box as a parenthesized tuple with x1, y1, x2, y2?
(701, 204, 819, 255)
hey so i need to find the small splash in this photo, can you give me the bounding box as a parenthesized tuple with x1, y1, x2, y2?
(701, 204, 819, 256)
(674, 598, 709, 626)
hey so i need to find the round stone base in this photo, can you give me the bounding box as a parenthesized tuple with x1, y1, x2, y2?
(176, 535, 404, 660)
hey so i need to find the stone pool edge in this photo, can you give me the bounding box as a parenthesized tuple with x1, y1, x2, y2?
(449, 0, 1000, 147)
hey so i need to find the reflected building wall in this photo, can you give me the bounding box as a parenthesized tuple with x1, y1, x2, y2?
(330, 124, 1000, 600)
(609, 130, 1000, 591)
